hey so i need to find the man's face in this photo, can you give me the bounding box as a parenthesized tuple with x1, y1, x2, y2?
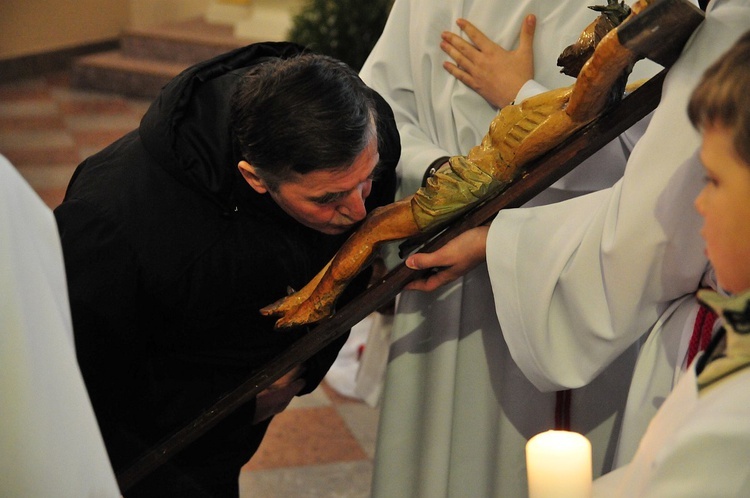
(242, 134, 380, 235)
(695, 124, 750, 294)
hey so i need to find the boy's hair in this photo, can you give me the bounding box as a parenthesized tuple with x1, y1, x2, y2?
(688, 30, 750, 165)
(230, 53, 378, 190)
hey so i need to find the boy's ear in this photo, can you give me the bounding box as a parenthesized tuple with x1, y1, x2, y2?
(238, 160, 268, 194)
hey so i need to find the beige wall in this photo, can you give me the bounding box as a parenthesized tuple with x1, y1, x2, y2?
(0, 1, 128, 59)
(0, 0, 213, 60)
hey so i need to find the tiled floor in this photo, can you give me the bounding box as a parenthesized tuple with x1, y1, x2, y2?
(0, 72, 150, 209)
(0, 72, 379, 497)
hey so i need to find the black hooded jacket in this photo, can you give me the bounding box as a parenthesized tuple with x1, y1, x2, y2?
(54, 42, 399, 478)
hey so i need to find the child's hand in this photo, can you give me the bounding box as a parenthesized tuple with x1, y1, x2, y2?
(441, 15, 536, 108)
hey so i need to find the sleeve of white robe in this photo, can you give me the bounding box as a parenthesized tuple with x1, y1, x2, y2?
(486, 1, 750, 392)
(359, 0, 455, 199)
(0, 155, 121, 497)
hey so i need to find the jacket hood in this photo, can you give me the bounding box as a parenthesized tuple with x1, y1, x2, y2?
(139, 42, 306, 210)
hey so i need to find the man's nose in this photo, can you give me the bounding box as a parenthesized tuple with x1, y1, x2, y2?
(338, 187, 367, 221)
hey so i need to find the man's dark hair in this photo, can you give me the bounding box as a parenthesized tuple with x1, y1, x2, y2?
(231, 53, 378, 189)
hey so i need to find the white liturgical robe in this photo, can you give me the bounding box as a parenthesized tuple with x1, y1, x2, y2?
(594, 287, 750, 496)
(488, 0, 750, 469)
(0, 155, 121, 497)
(360, 0, 667, 496)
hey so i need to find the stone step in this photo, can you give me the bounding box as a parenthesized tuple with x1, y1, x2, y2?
(121, 18, 254, 65)
(71, 50, 188, 99)
(70, 16, 263, 99)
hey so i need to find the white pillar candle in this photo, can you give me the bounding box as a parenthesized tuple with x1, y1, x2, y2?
(526, 430, 592, 498)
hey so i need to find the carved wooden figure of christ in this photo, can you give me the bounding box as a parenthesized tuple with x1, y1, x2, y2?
(261, 0, 697, 329)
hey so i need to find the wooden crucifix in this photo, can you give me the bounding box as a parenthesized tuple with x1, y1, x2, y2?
(116, 0, 704, 491)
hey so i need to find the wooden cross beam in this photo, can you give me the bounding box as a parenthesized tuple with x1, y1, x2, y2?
(116, 0, 704, 490)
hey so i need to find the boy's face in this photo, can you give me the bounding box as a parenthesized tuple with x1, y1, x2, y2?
(241, 134, 380, 235)
(695, 124, 750, 294)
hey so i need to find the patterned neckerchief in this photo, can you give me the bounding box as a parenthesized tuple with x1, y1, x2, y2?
(695, 288, 750, 394)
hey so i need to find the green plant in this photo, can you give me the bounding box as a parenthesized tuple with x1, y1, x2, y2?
(288, 0, 395, 70)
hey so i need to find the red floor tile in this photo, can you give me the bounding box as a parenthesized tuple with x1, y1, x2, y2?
(58, 99, 138, 115)
(71, 129, 132, 148)
(244, 406, 368, 471)
(35, 187, 68, 209)
(0, 84, 52, 101)
(0, 115, 66, 131)
(1, 147, 80, 167)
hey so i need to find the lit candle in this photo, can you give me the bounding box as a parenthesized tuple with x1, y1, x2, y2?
(526, 430, 592, 498)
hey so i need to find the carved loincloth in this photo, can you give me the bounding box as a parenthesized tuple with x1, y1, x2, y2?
(410, 86, 577, 230)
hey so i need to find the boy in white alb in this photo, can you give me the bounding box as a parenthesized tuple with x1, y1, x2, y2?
(594, 30, 750, 496)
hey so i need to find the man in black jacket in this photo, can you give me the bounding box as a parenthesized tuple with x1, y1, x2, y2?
(54, 42, 399, 497)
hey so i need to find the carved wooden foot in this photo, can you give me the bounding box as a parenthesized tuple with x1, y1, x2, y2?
(262, 200, 420, 329)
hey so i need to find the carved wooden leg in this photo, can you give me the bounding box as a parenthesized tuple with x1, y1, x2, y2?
(261, 198, 421, 329)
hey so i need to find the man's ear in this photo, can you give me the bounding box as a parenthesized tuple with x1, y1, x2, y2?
(238, 160, 268, 194)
